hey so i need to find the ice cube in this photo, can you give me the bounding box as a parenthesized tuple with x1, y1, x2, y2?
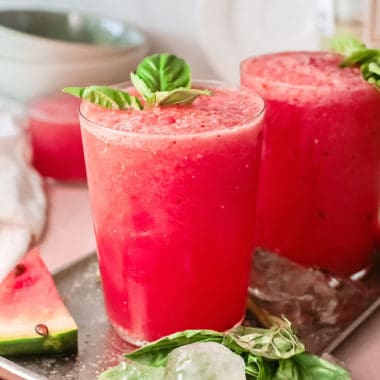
(250, 249, 377, 353)
(163, 342, 245, 380)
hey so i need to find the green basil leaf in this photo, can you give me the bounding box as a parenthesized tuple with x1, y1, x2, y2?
(130, 72, 154, 100)
(244, 354, 276, 380)
(125, 330, 224, 367)
(340, 49, 379, 68)
(98, 360, 164, 380)
(330, 35, 365, 56)
(361, 61, 371, 79)
(109, 320, 349, 380)
(330, 35, 380, 90)
(368, 76, 380, 87)
(272, 353, 351, 380)
(63, 86, 143, 110)
(64, 53, 213, 109)
(368, 61, 380, 76)
(135, 54, 191, 92)
(131, 54, 213, 106)
(153, 88, 213, 106)
(223, 318, 304, 360)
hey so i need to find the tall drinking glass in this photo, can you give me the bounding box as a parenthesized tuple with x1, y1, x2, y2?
(241, 52, 380, 275)
(79, 81, 265, 344)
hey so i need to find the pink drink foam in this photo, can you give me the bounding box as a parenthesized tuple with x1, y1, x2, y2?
(242, 52, 364, 88)
(81, 87, 263, 134)
(241, 51, 372, 108)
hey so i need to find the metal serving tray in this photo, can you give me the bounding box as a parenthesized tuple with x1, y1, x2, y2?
(1, 251, 379, 379)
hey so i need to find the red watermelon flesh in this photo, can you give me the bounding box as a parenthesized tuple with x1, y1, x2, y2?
(0, 248, 78, 356)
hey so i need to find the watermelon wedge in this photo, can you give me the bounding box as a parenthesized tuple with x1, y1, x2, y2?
(0, 248, 78, 356)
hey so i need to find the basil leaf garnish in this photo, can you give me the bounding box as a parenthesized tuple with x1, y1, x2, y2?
(244, 354, 275, 379)
(132, 54, 213, 106)
(340, 49, 379, 68)
(63, 86, 143, 110)
(130, 72, 154, 100)
(272, 353, 351, 380)
(134, 53, 191, 92)
(330, 35, 366, 56)
(331, 35, 380, 90)
(223, 318, 304, 360)
(99, 317, 350, 380)
(63, 53, 213, 109)
(153, 88, 213, 106)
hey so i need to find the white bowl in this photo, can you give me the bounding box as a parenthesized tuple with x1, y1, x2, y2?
(0, 9, 148, 62)
(0, 44, 150, 101)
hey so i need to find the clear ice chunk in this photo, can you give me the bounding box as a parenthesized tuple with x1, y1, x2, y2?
(163, 342, 246, 380)
(249, 249, 380, 353)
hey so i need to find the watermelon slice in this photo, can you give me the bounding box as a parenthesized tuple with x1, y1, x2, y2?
(0, 248, 78, 356)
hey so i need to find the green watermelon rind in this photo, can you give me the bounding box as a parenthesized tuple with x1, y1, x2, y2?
(0, 328, 78, 356)
(0, 248, 78, 357)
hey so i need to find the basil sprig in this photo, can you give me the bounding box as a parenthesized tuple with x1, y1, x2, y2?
(99, 318, 351, 380)
(63, 86, 142, 110)
(331, 35, 380, 90)
(131, 53, 212, 106)
(63, 54, 212, 110)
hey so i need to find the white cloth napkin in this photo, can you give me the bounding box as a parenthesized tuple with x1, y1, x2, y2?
(0, 99, 46, 282)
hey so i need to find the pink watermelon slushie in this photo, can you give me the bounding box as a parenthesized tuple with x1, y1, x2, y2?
(241, 52, 380, 275)
(28, 93, 86, 182)
(79, 81, 265, 344)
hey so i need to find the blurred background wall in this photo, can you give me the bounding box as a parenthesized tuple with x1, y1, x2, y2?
(0, 0, 377, 82)
(0, 0, 217, 78)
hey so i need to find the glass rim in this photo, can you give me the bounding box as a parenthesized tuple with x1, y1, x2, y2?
(79, 79, 265, 140)
(240, 51, 370, 92)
